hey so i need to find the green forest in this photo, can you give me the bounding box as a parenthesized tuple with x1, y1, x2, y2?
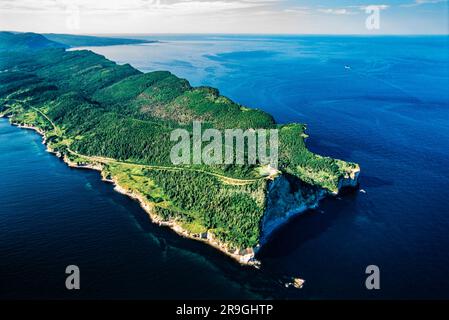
(0, 32, 359, 250)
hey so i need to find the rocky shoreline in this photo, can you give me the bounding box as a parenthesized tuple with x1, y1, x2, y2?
(3, 116, 260, 266)
(111, 183, 258, 266)
(2, 115, 360, 267)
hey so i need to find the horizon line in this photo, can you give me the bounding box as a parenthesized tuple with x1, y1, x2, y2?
(3, 30, 449, 37)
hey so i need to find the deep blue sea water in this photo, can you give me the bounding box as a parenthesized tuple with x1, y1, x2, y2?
(1, 35, 449, 299)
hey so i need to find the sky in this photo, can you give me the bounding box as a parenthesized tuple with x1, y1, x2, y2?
(0, 0, 448, 34)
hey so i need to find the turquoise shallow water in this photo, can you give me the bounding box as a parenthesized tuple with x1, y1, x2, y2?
(2, 35, 449, 299)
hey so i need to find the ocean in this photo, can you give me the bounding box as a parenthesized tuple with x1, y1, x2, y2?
(1, 35, 449, 299)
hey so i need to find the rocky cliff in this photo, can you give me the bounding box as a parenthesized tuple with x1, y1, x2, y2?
(258, 166, 360, 248)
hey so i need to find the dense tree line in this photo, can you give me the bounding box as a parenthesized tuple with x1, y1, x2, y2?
(146, 169, 266, 248)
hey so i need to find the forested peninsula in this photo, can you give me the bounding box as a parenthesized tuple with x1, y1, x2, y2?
(0, 32, 360, 264)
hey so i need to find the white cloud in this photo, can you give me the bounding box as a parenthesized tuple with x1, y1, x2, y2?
(351, 4, 390, 11)
(283, 6, 311, 15)
(317, 8, 358, 15)
(316, 4, 390, 16)
(401, 0, 448, 7)
(0, 0, 447, 34)
(0, 0, 274, 14)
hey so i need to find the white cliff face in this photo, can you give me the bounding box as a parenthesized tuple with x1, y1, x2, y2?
(258, 168, 360, 248)
(259, 175, 325, 246)
(337, 166, 361, 191)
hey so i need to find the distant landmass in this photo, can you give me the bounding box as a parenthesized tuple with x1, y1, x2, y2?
(0, 32, 67, 51)
(0, 31, 155, 51)
(0, 31, 359, 265)
(43, 33, 156, 47)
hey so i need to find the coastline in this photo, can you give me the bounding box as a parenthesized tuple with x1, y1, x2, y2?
(1, 114, 359, 268)
(1, 115, 260, 266)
